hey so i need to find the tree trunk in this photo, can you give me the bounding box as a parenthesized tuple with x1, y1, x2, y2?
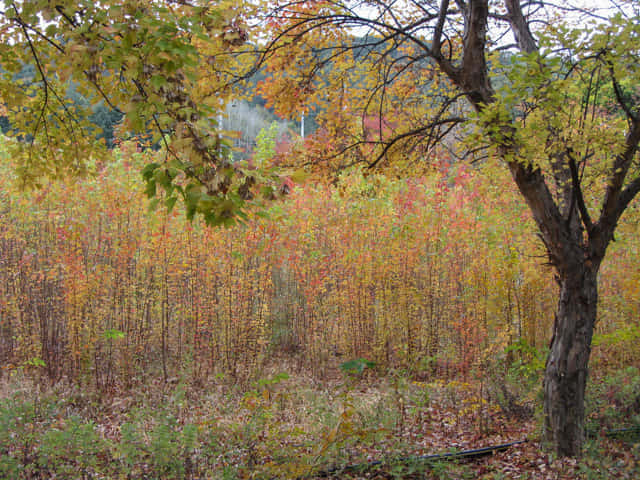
(543, 261, 599, 456)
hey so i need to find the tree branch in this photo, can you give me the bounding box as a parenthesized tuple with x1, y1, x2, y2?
(367, 117, 465, 169)
(607, 61, 638, 122)
(567, 150, 593, 233)
(596, 118, 640, 250)
(505, 0, 538, 53)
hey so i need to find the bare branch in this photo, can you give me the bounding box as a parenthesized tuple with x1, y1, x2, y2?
(367, 117, 465, 169)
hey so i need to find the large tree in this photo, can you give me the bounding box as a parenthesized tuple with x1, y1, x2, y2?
(253, 0, 640, 456)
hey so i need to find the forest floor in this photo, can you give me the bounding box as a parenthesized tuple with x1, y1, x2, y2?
(1, 360, 639, 479)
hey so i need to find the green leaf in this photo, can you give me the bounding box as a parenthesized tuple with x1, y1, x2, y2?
(141, 163, 160, 180)
(103, 329, 126, 340)
(24, 357, 46, 368)
(148, 197, 160, 212)
(340, 358, 376, 376)
(150, 75, 167, 89)
(165, 196, 178, 213)
(145, 180, 157, 198)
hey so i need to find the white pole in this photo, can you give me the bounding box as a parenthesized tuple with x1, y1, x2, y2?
(301, 110, 305, 138)
(218, 98, 225, 129)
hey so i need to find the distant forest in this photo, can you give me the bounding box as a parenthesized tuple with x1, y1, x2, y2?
(0, 62, 310, 157)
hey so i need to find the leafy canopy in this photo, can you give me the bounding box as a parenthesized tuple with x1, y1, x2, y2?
(0, 0, 282, 226)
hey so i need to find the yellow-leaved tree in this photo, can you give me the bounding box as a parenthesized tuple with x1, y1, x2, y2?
(252, 0, 640, 457)
(0, 0, 282, 225)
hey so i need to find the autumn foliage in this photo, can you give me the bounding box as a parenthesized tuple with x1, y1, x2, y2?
(1, 142, 638, 389)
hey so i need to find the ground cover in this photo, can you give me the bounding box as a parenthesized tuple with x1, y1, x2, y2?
(1, 361, 638, 479)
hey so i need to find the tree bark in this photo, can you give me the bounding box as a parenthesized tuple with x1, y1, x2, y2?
(543, 260, 599, 456)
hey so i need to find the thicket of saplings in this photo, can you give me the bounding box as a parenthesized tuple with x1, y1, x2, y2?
(1, 145, 639, 478)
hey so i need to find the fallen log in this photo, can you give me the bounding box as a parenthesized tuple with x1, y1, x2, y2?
(313, 439, 528, 478)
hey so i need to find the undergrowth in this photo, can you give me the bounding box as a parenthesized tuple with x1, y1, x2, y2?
(1, 362, 638, 479)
